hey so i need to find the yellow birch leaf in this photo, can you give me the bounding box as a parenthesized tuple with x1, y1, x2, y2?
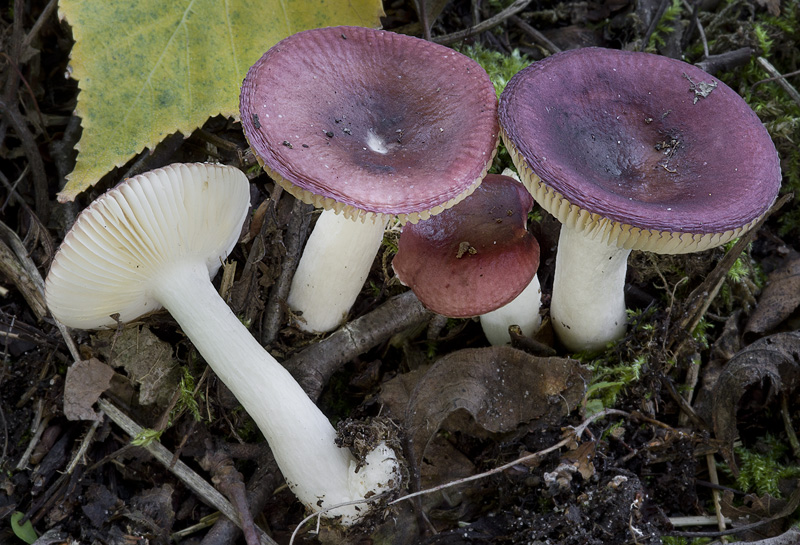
(57, 0, 384, 202)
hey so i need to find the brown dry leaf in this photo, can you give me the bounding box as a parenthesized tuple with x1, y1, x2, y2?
(745, 251, 800, 336)
(63, 358, 115, 421)
(405, 346, 589, 469)
(712, 332, 800, 475)
(93, 326, 180, 406)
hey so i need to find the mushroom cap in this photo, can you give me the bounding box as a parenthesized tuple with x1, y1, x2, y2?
(45, 163, 250, 329)
(392, 174, 539, 317)
(499, 47, 781, 254)
(240, 26, 499, 223)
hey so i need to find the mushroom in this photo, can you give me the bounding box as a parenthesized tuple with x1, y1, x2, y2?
(499, 48, 781, 352)
(45, 163, 400, 524)
(392, 173, 541, 345)
(240, 26, 499, 333)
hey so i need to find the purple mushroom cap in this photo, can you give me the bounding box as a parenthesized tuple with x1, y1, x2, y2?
(393, 174, 540, 318)
(499, 47, 781, 253)
(240, 26, 499, 223)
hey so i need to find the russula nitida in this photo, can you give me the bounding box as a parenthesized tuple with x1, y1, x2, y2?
(240, 26, 499, 333)
(45, 163, 400, 524)
(393, 173, 541, 345)
(499, 48, 781, 351)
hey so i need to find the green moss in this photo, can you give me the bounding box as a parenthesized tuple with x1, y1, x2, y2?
(458, 43, 531, 98)
(647, 0, 684, 52)
(733, 435, 800, 497)
(173, 366, 203, 422)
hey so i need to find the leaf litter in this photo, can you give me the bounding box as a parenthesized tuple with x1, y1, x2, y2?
(2, 0, 800, 543)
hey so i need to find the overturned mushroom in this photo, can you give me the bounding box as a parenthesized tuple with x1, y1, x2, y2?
(45, 163, 400, 524)
(240, 26, 498, 333)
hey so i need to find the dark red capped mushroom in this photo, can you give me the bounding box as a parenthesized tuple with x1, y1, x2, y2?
(240, 26, 499, 333)
(499, 47, 781, 351)
(393, 173, 541, 345)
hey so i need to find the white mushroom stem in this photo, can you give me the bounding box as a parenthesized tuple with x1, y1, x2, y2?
(151, 260, 399, 524)
(479, 274, 542, 345)
(288, 209, 389, 333)
(550, 224, 630, 352)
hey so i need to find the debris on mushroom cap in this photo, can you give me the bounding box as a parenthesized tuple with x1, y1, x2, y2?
(240, 26, 500, 224)
(45, 163, 250, 329)
(499, 47, 782, 254)
(393, 174, 540, 317)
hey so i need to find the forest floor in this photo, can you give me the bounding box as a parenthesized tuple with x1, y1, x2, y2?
(1, 0, 800, 544)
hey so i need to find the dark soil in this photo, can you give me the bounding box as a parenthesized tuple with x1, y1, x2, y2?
(2, 1, 800, 544)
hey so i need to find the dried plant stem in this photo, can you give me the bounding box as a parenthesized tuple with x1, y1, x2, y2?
(756, 56, 800, 108)
(432, 0, 532, 45)
(706, 453, 727, 536)
(97, 398, 279, 545)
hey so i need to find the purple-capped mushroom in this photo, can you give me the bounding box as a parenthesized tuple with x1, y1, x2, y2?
(240, 26, 498, 333)
(393, 173, 541, 345)
(499, 47, 781, 352)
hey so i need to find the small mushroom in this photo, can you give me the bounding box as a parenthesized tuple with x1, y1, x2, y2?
(393, 173, 541, 345)
(240, 26, 499, 333)
(45, 163, 400, 524)
(499, 48, 781, 351)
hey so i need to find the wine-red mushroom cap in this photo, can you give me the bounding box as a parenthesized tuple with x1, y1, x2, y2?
(240, 26, 499, 223)
(499, 47, 781, 254)
(393, 174, 539, 317)
(45, 163, 250, 329)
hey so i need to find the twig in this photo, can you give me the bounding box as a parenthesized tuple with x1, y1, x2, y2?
(755, 57, 800, 107)
(64, 419, 101, 475)
(671, 194, 791, 347)
(695, 48, 754, 76)
(706, 453, 727, 535)
(682, 0, 709, 58)
(0, 97, 49, 223)
(202, 451, 260, 545)
(261, 197, 313, 346)
(670, 515, 732, 527)
(97, 398, 279, 545)
(670, 484, 800, 538)
(394, 406, 629, 497)
(641, 0, 671, 52)
(781, 391, 800, 458)
(432, 0, 533, 46)
(22, 0, 58, 52)
(283, 290, 432, 401)
(15, 409, 48, 471)
(200, 448, 278, 545)
(509, 14, 561, 55)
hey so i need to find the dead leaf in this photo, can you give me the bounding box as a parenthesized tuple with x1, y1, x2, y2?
(63, 358, 115, 421)
(712, 332, 800, 475)
(745, 251, 800, 336)
(405, 346, 589, 470)
(93, 325, 180, 407)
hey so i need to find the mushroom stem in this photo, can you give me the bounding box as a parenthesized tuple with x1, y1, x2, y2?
(151, 260, 399, 523)
(288, 209, 389, 334)
(550, 225, 630, 352)
(479, 274, 542, 345)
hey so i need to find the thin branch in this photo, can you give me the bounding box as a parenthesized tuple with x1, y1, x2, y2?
(283, 290, 432, 401)
(0, 98, 49, 223)
(97, 398, 279, 545)
(432, 0, 533, 46)
(509, 14, 561, 55)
